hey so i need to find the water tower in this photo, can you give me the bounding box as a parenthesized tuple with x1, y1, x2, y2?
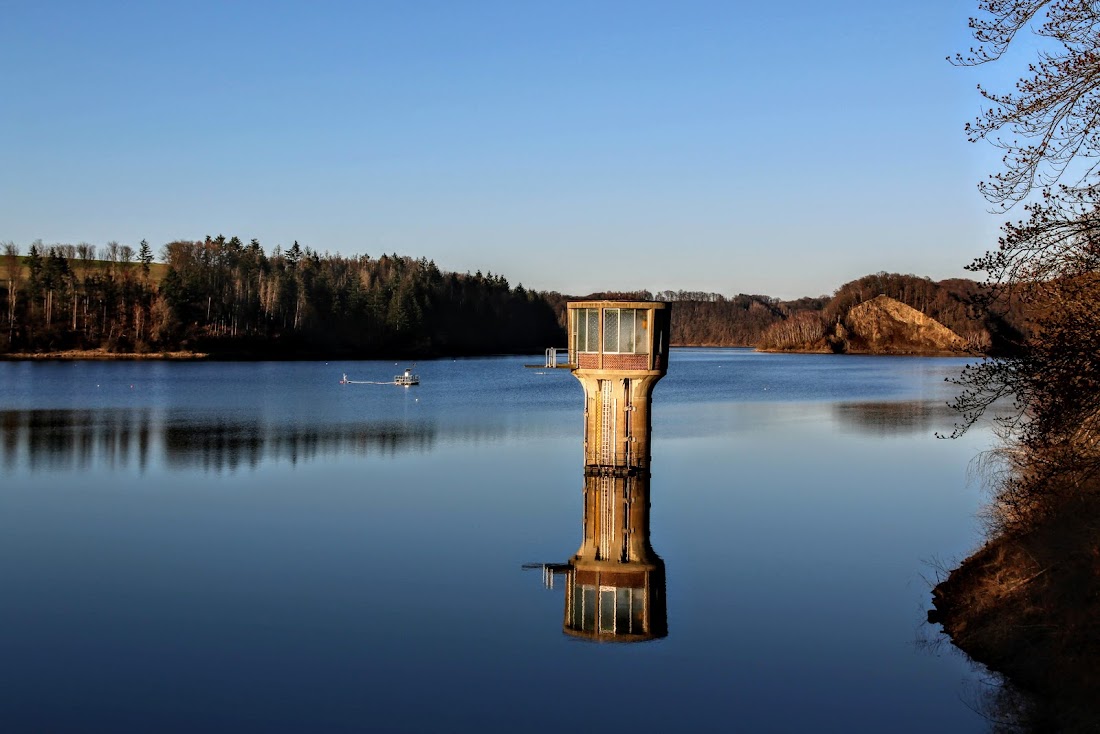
(536, 300, 671, 641)
(568, 300, 671, 472)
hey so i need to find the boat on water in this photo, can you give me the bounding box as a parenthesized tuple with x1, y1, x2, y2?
(394, 367, 419, 386)
(339, 368, 419, 386)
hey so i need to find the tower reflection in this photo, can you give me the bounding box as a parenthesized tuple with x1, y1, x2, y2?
(535, 300, 671, 642)
(562, 469, 667, 641)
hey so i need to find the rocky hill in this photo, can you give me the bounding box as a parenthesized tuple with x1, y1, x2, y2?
(842, 295, 968, 354)
(758, 295, 969, 355)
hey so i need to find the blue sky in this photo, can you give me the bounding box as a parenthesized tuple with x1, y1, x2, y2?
(1, 1, 1011, 298)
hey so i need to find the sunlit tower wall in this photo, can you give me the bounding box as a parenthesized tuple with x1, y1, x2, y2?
(561, 300, 671, 641)
(567, 301, 671, 473)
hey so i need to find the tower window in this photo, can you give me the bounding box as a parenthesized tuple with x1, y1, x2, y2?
(602, 309, 649, 354)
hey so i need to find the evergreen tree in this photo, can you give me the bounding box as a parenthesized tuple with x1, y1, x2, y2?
(138, 239, 153, 279)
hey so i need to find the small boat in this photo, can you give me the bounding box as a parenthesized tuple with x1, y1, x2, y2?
(394, 367, 419, 386)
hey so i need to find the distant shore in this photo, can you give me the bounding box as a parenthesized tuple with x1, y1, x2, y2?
(1, 345, 978, 361)
(0, 346, 556, 361)
(0, 350, 209, 361)
(755, 346, 969, 356)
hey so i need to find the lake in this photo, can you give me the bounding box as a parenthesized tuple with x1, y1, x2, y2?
(0, 349, 993, 732)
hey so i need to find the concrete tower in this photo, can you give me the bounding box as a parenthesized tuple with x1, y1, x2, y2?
(558, 300, 671, 641)
(569, 301, 671, 473)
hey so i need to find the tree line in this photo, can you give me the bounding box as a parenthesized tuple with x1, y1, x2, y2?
(571, 275, 1028, 353)
(1, 237, 1034, 360)
(565, 289, 829, 347)
(1, 237, 564, 358)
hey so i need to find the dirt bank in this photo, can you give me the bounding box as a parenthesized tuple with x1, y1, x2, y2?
(929, 495, 1100, 730)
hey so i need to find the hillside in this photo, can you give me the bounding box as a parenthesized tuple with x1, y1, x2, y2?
(844, 295, 968, 353)
(758, 295, 969, 355)
(750, 271, 1035, 355)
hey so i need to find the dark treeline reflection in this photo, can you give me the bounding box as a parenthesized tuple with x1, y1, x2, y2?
(831, 400, 956, 436)
(1, 409, 155, 473)
(161, 420, 437, 471)
(0, 409, 508, 473)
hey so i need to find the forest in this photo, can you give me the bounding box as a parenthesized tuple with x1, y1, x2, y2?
(1, 237, 564, 358)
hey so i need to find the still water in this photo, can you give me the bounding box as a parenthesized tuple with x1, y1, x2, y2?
(0, 349, 992, 732)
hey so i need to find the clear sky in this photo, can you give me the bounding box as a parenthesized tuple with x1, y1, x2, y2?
(1, 1, 1009, 299)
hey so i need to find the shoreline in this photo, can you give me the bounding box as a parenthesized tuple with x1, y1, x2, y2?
(755, 347, 971, 357)
(0, 346, 980, 362)
(1, 350, 209, 361)
(0, 347, 560, 362)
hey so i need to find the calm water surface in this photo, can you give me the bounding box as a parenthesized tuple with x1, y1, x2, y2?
(0, 349, 992, 732)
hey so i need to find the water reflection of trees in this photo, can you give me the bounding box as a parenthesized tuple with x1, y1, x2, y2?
(831, 400, 955, 436)
(1, 409, 155, 472)
(161, 420, 437, 471)
(0, 409, 509, 472)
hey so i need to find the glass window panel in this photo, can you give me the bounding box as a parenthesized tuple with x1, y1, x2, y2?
(574, 309, 585, 354)
(581, 586, 596, 631)
(634, 310, 649, 354)
(571, 585, 583, 629)
(599, 589, 615, 632)
(631, 588, 646, 632)
(586, 309, 599, 352)
(616, 587, 632, 632)
(622, 309, 636, 353)
(604, 309, 619, 353)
